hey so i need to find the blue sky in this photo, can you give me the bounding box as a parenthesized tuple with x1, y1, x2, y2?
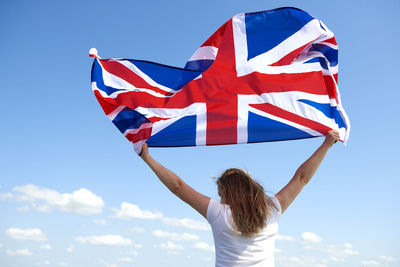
(1, 0, 399, 266)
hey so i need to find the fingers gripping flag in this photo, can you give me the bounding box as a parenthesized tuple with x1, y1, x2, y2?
(90, 7, 350, 154)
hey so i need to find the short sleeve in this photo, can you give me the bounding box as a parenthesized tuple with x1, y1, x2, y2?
(270, 195, 282, 217)
(206, 198, 222, 224)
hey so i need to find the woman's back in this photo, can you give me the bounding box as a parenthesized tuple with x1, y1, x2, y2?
(139, 131, 340, 266)
(207, 197, 281, 267)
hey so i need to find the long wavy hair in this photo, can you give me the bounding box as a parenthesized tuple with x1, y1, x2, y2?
(217, 168, 278, 237)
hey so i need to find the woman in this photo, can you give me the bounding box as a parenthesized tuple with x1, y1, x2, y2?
(139, 130, 340, 266)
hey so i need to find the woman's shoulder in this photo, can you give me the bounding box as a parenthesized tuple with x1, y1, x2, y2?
(207, 198, 231, 224)
(207, 199, 225, 224)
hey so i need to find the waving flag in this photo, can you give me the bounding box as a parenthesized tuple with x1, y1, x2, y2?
(90, 7, 350, 153)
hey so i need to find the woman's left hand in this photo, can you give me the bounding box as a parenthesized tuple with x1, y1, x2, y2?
(139, 142, 150, 160)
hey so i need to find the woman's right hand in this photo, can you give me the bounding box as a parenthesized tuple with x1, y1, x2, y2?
(323, 130, 340, 148)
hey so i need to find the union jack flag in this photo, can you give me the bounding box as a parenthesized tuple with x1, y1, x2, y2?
(90, 7, 350, 153)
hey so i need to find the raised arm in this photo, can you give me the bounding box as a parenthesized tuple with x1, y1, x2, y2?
(275, 130, 340, 214)
(139, 144, 210, 218)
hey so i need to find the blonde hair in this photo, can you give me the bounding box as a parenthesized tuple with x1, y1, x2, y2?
(217, 168, 278, 237)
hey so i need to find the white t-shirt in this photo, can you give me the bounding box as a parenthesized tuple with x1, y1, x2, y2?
(206, 196, 281, 267)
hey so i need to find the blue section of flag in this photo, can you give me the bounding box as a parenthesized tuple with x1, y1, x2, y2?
(91, 60, 123, 95)
(305, 57, 329, 69)
(303, 58, 326, 70)
(112, 108, 150, 134)
(304, 57, 321, 64)
(309, 44, 338, 67)
(146, 116, 197, 147)
(128, 60, 203, 91)
(245, 8, 315, 61)
(298, 99, 346, 129)
(247, 111, 313, 142)
(184, 59, 214, 72)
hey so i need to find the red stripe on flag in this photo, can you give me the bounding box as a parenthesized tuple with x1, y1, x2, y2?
(270, 38, 319, 66)
(322, 74, 338, 103)
(94, 90, 118, 115)
(250, 102, 332, 135)
(114, 89, 200, 111)
(323, 37, 337, 46)
(206, 103, 238, 145)
(202, 20, 238, 145)
(201, 20, 229, 48)
(236, 71, 332, 96)
(148, 117, 171, 123)
(125, 127, 152, 143)
(99, 59, 174, 97)
(333, 73, 338, 84)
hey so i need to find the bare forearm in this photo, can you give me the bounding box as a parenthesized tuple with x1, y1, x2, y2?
(141, 154, 183, 193)
(139, 143, 210, 218)
(295, 143, 331, 185)
(275, 130, 339, 213)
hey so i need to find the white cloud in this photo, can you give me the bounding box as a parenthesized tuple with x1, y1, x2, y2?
(117, 257, 134, 262)
(276, 234, 295, 241)
(203, 257, 212, 261)
(40, 244, 52, 250)
(93, 219, 108, 225)
(344, 242, 353, 249)
(112, 202, 162, 219)
(66, 245, 74, 253)
(43, 260, 51, 265)
(6, 249, 33, 256)
(302, 240, 360, 259)
(278, 256, 306, 266)
(361, 260, 380, 265)
(0, 242, 3, 248)
(58, 262, 68, 266)
(75, 234, 136, 246)
(379, 255, 397, 262)
(10, 184, 104, 215)
(274, 248, 282, 253)
(326, 256, 345, 262)
(6, 228, 47, 241)
(193, 242, 215, 252)
(167, 250, 182, 255)
(275, 233, 367, 266)
(161, 217, 210, 231)
(152, 230, 199, 241)
(0, 192, 13, 200)
(301, 232, 322, 243)
(125, 250, 139, 256)
(278, 255, 327, 266)
(343, 248, 359, 255)
(112, 203, 209, 233)
(129, 227, 146, 233)
(98, 259, 118, 267)
(157, 241, 184, 250)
